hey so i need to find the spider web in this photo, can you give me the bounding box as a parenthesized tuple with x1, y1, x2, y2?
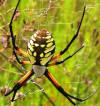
(0, 0, 100, 104)
(0, 0, 100, 43)
(0, 0, 99, 53)
(0, 1, 100, 75)
(0, 0, 100, 33)
(0, 0, 100, 86)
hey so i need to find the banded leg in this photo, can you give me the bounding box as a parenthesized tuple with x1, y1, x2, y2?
(48, 45, 84, 66)
(21, 61, 31, 65)
(9, 0, 28, 64)
(12, 48, 31, 65)
(13, 49, 30, 65)
(16, 48, 28, 57)
(5, 69, 34, 102)
(51, 6, 86, 62)
(45, 70, 93, 105)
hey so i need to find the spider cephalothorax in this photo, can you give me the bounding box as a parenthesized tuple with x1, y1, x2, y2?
(5, 0, 96, 105)
(28, 29, 55, 66)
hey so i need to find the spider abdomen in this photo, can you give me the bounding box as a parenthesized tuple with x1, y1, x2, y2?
(27, 29, 55, 65)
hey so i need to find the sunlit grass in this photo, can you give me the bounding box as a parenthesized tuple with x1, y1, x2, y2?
(0, 0, 100, 106)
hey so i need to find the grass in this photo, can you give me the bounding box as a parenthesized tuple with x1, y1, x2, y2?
(0, 0, 100, 106)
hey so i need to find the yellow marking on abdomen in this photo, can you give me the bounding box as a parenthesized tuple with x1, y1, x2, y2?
(44, 45, 55, 54)
(47, 42, 53, 47)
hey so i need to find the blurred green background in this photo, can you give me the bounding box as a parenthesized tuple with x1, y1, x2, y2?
(0, 0, 100, 106)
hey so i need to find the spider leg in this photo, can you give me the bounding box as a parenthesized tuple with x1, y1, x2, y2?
(9, 0, 28, 64)
(21, 61, 31, 65)
(51, 6, 86, 62)
(16, 48, 28, 57)
(47, 45, 84, 66)
(5, 69, 34, 102)
(44, 70, 95, 105)
(13, 49, 31, 65)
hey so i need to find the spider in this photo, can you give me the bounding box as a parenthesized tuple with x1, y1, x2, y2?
(5, 0, 95, 105)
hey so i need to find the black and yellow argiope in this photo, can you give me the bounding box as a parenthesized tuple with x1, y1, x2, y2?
(5, 0, 95, 105)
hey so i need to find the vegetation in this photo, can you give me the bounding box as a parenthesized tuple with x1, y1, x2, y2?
(0, 0, 100, 106)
